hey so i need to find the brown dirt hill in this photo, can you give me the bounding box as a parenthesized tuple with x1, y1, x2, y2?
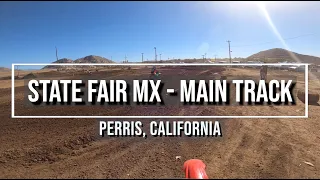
(74, 55, 114, 64)
(247, 48, 320, 64)
(42, 56, 115, 70)
(73, 55, 115, 69)
(42, 58, 74, 69)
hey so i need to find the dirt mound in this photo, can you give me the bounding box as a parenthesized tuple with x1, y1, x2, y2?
(297, 90, 319, 105)
(23, 73, 37, 79)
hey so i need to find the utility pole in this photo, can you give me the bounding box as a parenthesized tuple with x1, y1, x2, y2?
(154, 47, 157, 62)
(214, 55, 217, 61)
(141, 53, 144, 62)
(227, 40, 232, 63)
(204, 53, 207, 60)
(55, 46, 59, 61)
(202, 55, 205, 60)
(160, 54, 162, 61)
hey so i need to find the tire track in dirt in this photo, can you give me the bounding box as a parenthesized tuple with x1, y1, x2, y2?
(119, 139, 171, 179)
(217, 108, 304, 178)
(58, 138, 147, 178)
(156, 106, 228, 178)
(1, 137, 143, 178)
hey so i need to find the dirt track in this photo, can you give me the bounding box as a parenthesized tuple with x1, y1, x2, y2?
(0, 66, 319, 178)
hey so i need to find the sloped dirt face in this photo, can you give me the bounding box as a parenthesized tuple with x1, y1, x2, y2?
(0, 66, 319, 178)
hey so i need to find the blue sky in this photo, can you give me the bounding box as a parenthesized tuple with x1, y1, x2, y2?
(0, 1, 319, 68)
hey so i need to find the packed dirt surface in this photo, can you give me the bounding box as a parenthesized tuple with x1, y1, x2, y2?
(0, 66, 319, 178)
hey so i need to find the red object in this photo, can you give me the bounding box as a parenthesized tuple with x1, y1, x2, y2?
(183, 159, 209, 179)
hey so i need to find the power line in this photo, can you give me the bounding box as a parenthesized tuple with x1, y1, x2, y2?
(231, 33, 315, 48)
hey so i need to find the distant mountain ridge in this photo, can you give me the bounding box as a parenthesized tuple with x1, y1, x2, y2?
(42, 55, 114, 69)
(0, 67, 11, 71)
(247, 48, 320, 64)
(34, 49, 320, 70)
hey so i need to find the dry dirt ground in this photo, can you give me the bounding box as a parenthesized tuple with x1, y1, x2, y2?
(0, 66, 319, 178)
